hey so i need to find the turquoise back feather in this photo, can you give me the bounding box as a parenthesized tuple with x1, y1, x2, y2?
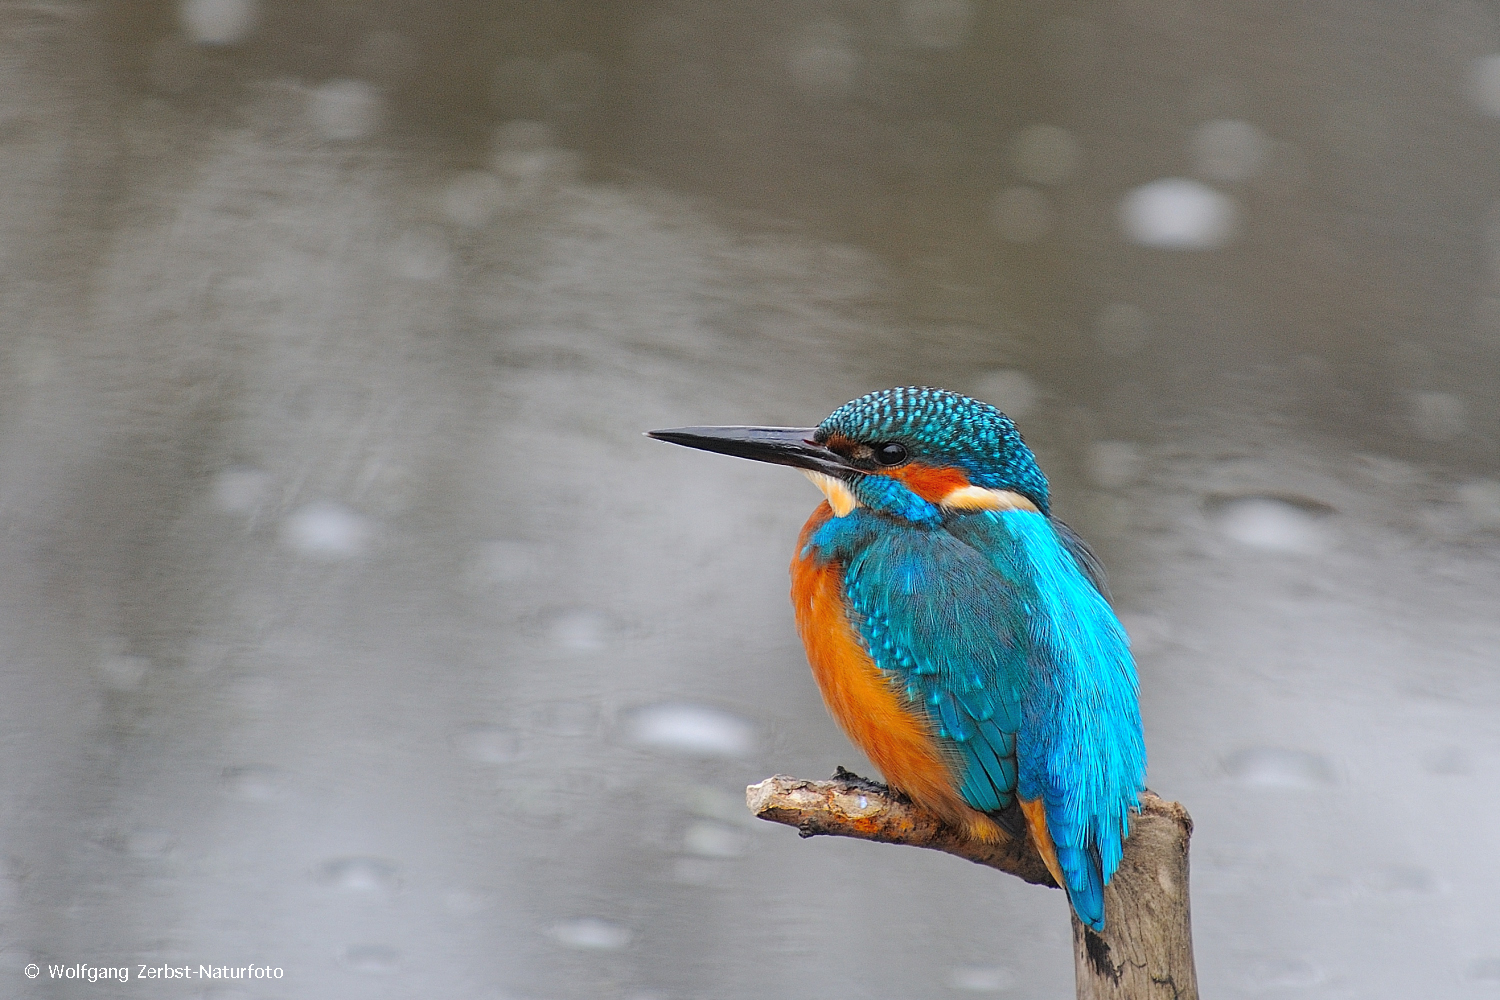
(948, 509, 1146, 928)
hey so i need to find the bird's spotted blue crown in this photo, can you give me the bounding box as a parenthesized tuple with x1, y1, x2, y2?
(817, 387, 1050, 512)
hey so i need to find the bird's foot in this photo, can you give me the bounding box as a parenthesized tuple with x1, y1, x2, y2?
(990, 799, 1024, 838)
(832, 766, 898, 798)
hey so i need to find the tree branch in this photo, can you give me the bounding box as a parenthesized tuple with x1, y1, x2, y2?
(746, 767, 1057, 885)
(747, 770, 1198, 1000)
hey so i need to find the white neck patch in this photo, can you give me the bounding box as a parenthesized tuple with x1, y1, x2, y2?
(940, 485, 1039, 513)
(802, 471, 859, 517)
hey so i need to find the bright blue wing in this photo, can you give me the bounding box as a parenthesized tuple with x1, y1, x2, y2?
(945, 508, 1146, 931)
(806, 511, 1029, 815)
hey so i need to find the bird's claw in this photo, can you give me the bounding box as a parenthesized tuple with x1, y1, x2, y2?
(832, 765, 897, 797)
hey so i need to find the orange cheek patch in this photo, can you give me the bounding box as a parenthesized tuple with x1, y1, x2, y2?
(884, 462, 972, 502)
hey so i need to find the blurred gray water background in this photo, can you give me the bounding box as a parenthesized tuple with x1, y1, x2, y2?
(2, 1, 1499, 998)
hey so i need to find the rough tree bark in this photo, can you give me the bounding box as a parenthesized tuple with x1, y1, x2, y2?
(747, 770, 1197, 1000)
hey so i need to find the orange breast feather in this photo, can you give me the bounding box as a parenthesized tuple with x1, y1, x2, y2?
(790, 503, 1001, 842)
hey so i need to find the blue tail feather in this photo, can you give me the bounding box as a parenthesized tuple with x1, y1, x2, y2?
(1057, 843, 1106, 932)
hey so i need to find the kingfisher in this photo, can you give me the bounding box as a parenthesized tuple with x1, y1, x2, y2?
(649, 387, 1145, 930)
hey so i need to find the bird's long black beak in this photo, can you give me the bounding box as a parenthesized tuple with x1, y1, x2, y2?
(647, 426, 854, 478)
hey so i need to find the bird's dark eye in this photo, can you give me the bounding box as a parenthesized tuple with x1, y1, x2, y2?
(874, 442, 908, 466)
